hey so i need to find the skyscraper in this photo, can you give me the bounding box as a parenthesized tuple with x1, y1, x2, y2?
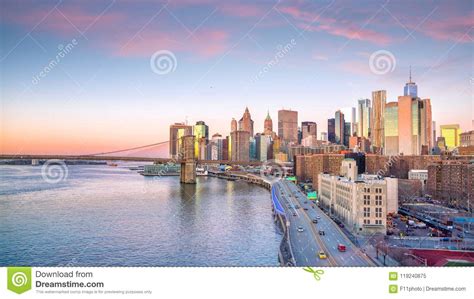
(357, 99, 371, 138)
(264, 110, 273, 135)
(397, 96, 432, 155)
(404, 67, 418, 98)
(301, 121, 317, 139)
(440, 124, 460, 150)
(193, 121, 209, 159)
(371, 90, 386, 151)
(278, 109, 298, 144)
(210, 133, 226, 160)
(238, 107, 254, 136)
(327, 118, 335, 143)
(231, 130, 250, 162)
(335, 110, 345, 145)
(384, 102, 399, 155)
(420, 98, 433, 152)
(344, 122, 351, 146)
(169, 123, 193, 159)
(231, 118, 237, 133)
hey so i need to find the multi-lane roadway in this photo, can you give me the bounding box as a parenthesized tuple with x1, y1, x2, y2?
(274, 180, 374, 266)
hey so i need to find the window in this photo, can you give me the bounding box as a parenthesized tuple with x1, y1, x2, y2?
(375, 219, 382, 225)
(376, 207, 382, 218)
(364, 207, 370, 217)
(375, 195, 382, 205)
(364, 219, 371, 224)
(363, 195, 370, 205)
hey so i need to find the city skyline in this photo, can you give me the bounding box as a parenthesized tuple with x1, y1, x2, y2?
(1, 0, 472, 155)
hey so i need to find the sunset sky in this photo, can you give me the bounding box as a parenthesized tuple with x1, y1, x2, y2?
(1, 0, 472, 156)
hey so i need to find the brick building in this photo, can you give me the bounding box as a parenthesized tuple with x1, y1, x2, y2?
(427, 160, 474, 211)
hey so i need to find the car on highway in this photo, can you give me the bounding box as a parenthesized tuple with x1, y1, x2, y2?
(303, 207, 308, 211)
(339, 223, 345, 228)
(312, 219, 318, 224)
(316, 215, 321, 219)
(294, 205, 300, 209)
(318, 251, 327, 259)
(297, 226, 304, 232)
(337, 244, 346, 252)
(304, 201, 308, 204)
(318, 230, 325, 236)
(292, 213, 297, 217)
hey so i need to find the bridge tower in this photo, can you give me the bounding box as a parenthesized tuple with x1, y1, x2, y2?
(180, 135, 196, 184)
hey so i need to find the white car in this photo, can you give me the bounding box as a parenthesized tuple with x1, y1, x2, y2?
(297, 226, 304, 232)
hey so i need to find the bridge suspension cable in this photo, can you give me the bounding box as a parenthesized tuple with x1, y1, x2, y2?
(83, 141, 169, 156)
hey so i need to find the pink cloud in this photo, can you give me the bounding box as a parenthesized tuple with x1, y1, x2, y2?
(3, 5, 126, 35)
(279, 5, 392, 45)
(116, 29, 230, 58)
(415, 12, 473, 43)
(218, 3, 266, 18)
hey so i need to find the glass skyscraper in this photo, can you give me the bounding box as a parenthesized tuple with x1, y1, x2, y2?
(357, 99, 371, 138)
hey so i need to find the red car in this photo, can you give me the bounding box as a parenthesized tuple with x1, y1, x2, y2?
(337, 244, 346, 252)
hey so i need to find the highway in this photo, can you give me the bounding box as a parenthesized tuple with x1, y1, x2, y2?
(274, 180, 374, 266)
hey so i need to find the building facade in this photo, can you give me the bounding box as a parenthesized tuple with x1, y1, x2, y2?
(318, 159, 398, 235)
(327, 118, 336, 143)
(371, 90, 386, 151)
(278, 109, 298, 144)
(357, 98, 371, 139)
(335, 110, 345, 145)
(230, 130, 250, 162)
(238, 107, 254, 136)
(440, 124, 460, 150)
(169, 123, 193, 159)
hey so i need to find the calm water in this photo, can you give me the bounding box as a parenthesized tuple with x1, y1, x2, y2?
(0, 165, 281, 266)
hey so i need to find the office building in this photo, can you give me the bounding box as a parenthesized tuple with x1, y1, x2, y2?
(344, 122, 351, 146)
(264, 110, 273, 135)
(318, 159, 398, 235)
(335, 110, 345, 145)
(169, 123, 193, 159)
(403, 67, 418, 98)
(278, 109, 298, 144)
(193, 121, 209, 159)
(371, 90, 386, 151)
(301, 121, 317, 140)
(229, 118, 238, 159)
(357, 99, 371, 139)
(327, 118, 336, 143)
(256, 133, 272, 162)
(321, 132, 328, 142)
(210, 133, 226, 160)
(384, 102, 399, 155)
(397, 96, 432, 155)
(230, 130, 250, 162)
(238, 107, 254, 136)
(440, 124, 460, 150)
